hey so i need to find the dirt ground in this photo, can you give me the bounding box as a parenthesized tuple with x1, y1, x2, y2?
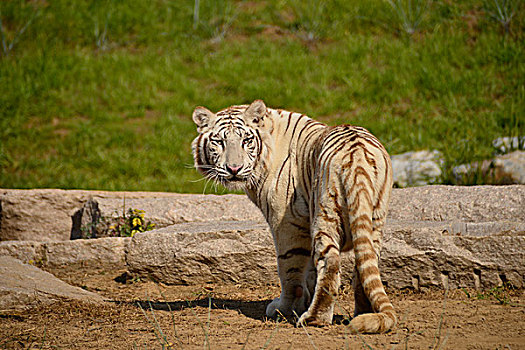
(1, 266, 524, 350)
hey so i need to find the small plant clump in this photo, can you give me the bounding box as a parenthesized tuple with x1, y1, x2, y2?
(81, 208, 156, 239)
(461, 284, 519, 306)
(107, 208, 156, 238)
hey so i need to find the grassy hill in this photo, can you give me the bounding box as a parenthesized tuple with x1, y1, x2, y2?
(1, 0, 523, 192)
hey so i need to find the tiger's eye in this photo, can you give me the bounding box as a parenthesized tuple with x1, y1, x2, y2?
(243, 137, 254, 146)
(211, 138, 224, 147)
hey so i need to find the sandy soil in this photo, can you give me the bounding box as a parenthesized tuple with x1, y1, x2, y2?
(1, 266, 524, 350)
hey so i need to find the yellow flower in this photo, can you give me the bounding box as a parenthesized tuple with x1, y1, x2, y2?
(132, 218, 141, 227)
(131, 229, 139, 237)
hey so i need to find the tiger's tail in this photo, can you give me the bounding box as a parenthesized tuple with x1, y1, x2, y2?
(345, 147, 396, 334)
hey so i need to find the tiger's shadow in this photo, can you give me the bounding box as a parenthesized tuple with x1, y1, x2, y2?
(131, 298, 269, 322)
(128, 298, 351, 325)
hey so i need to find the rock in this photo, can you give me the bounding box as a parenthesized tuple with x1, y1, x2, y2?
(0, 189, 88, 241)
(492, 151, 525, 184)
(126, 221, 275, 285)
(72, 193, 264, 238)
(0, 189, 264, 242)
(0, 237, 130, 268)
(453, 151, 525, 185)
(492, 136, 525, 154)
(0, 256, 105, 312)
(391, 150, 443, 187)
(126, 218, 525, 290)
(388, 185, 524, 222)
(1, 185, 524, 242)
(44, 237, 131, 267)
(378, 221, 525, 290)
(70, 198, 102, 239)
(0, 186, 523, 291)
(0, 241, 45, 266)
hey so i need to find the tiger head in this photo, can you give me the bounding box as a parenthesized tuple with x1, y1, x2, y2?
(191, 99, 269, 190)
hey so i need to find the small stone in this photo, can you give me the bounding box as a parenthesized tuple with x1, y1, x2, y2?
(492, 136, 525, 154)
(391, 150, 443, 187)
(453, 151, 525, 185)
(492, 151, 525, 184)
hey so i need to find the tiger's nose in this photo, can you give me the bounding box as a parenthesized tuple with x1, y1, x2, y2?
(226, 165, 243, 175)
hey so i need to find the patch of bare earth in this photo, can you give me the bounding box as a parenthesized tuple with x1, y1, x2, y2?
(1, 266, 524, 349)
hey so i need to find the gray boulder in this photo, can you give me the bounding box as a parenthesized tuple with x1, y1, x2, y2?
(492, 136, 525, 154)
(0, 189, 88, 241)
(0, 256, 105, 312)
(491, 151, 525, 184)
(391, 150, 443, 187)
(388, 185, 524, 222)
(453, 151, 525, 185)
(126, 218, 525, 290)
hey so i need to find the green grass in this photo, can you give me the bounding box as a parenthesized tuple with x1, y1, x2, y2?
(1, 0, 523, 192)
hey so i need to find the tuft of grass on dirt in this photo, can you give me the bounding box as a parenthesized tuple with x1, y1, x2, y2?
(0, 0, 523, 192)
(461, 283, 523, 307)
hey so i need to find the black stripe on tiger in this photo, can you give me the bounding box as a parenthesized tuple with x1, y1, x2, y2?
(278, 248, 311, 260)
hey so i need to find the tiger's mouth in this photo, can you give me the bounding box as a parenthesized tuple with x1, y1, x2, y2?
(224, 174, 248, 183)
(203, 167, 251, 189)
(220, 176, 248, 190)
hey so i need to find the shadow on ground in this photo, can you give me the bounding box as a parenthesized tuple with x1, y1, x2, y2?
(117, 298, 352, 326)
(118, 298, 270, 322)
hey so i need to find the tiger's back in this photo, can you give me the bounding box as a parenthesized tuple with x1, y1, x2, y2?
(192, 100, 396, 333)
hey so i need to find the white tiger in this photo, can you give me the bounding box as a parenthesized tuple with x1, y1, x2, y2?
(192, 100, 396, 333)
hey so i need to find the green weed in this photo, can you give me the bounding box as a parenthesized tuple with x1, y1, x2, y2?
(483, 0, 519, 35)
(386, 0, 432, 36)
(461, 285, 519, 306)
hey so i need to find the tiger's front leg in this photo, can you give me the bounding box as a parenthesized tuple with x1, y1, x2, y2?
(266, 225, 315, 322)
(297, 188, 343, 327)
(296, 225, 341, 327)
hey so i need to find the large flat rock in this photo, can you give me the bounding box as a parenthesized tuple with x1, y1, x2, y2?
(1, 186, 523, 241)
(126, 221, 275, 285)
(0, 256, 105, 312)
(0, 189, 262, 241)
(127, 219, 525, 290)
(0, 237, 130, 268)
(388, 185, 524, 222)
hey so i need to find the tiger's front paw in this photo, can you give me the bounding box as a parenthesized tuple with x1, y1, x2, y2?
(265, 286, 310, 321)
(265, 297, 284, 319)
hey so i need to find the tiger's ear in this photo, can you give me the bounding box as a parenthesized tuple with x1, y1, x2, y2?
(244, 99, 267, 126)
(192, 106, 215, 133)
